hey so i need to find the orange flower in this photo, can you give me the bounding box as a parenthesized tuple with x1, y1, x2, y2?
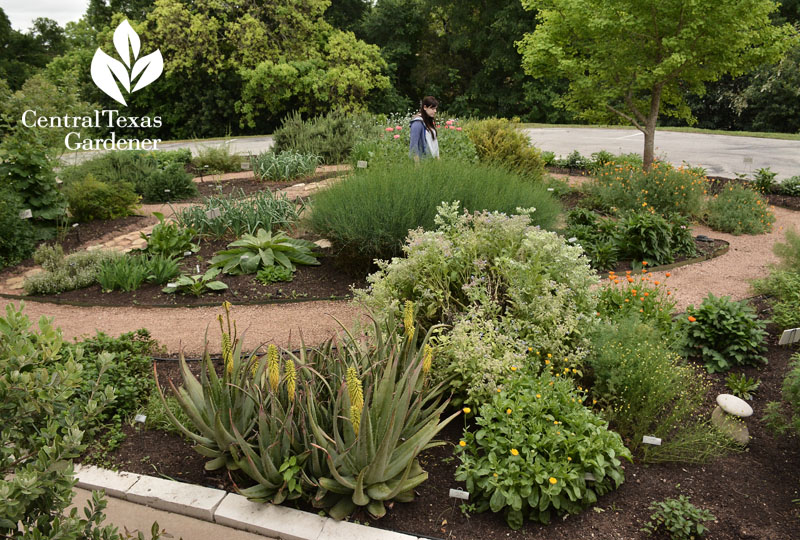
(510, 448, 519, 456)
(459, 440, 467, 447)
(627, 277, 634, 283)
(665, 272, 671, 277)
(642, 261, 648, 266)
(688, 316, 696, 322)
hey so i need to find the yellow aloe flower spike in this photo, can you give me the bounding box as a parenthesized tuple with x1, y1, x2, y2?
(422, 344, 433, 374)
(286, 359, 296, 402)
(346, 367, 364, 411)
(350, 404, 361, 436)
(267, 344, 280, 392)
(403, 300, 415, 339)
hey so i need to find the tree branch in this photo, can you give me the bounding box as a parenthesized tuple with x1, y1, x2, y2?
(606, 103, 645, 132)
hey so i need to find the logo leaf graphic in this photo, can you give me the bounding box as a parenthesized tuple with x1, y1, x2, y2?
(131, 51, 164, 92)
(91, 48, 130, 106)
(114, 19, 140, 68)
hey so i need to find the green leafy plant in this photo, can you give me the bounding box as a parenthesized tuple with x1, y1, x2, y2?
(464, 117, 545, 179)
(63, 175, 140, 222)
(587, 318, 740, 462)
(751, 229, 800, 330)
(162, 268, 228, 297)
(310, 160, 562, 262)
(587, 161, 707, 219)
(191, 142, 243, 173)
(596, 271, 677, 338)
(210, 228, 320, 275)
(96, 254, 151, 292)
(751, 167, 778, 194)
(725, 373, 761, 400)
(705, 184, 775, 235)
(641, 495, 716, 539)
(682, 294, 768, 373)
(274, 109, 378, 165)
(24, 245, 121, 295)
(251, 150, 320, 181)
(256, 265, 294, 284)
(456, 371, 631, 529)
(143, 212, 198, 259)
(146, 254, 181, 285)
(0, 302, 123, 538)
(762, 352, 800, 436)
(174, 189, 303, 240)
(553, 149, 591, 170)
(138, 161, 197, 203)
(777, 176, 800, 197)
(0, 184, 36, 270)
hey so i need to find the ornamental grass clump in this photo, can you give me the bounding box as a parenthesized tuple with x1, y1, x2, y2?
(358, 202, 597, 407)
(682, 293, 768, 373)
(310, 160, 560, 262)
(587, 161, 707, 219)
(705, 184, 775, 235)
(586, 317, 742, 462)
(456, 371, 631, 529)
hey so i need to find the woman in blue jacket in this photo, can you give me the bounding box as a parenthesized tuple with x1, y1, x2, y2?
(409, 96, 440, 162)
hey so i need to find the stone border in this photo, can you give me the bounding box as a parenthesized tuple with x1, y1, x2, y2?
(74, 464, 423, 540)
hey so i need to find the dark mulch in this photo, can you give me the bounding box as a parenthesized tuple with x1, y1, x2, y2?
(90, 304, 800, 540)
(188, 169, 345, 202)
(34, 239, 366, 306)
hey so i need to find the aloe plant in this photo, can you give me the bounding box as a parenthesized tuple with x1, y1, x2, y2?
(154, 303, 257, 470)
(210, 228, 320, 275)
(306, 315, 459, 519)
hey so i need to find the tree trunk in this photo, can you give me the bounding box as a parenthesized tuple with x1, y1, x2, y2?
(642, 83, 664, 172)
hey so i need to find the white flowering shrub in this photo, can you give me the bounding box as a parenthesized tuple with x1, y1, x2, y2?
(357, 203, 598, 406)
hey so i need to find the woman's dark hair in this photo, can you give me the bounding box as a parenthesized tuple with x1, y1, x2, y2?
(419, 96, 438, 139)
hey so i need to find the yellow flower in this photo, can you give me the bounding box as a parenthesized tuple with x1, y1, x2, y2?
(459, 440, 467, 447)
(267, 344, 280, 392)
(506, 408, 512, 414)
(285, 359, 296, 402)
(347, 367, 364, 411)
(462, 407, 471, 414)
(536, 393, 541, 398)
(567, 457, 572, 461)
(549, 477, 557, 485)
(547, 353, 552, 358)
(510, 365, 517, 372)
(422, 344, 433, 374)
(510, 448, 519, 456)
(493, 473, 498, 477)
(351, 404, 361, 436)
(403, 300, 415, 338)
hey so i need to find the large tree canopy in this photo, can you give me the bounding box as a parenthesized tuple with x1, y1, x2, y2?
(518, 0, 798, 169)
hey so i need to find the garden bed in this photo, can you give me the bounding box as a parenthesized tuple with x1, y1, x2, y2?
(190, 168, 348, 201)
(88, 306, 800, 539)
(16, 239, 366, 307)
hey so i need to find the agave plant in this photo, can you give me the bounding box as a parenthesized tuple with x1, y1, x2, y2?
(306, 314, 459, 519)
(210, 228, 320, 275)
(154, 303, 257, 470)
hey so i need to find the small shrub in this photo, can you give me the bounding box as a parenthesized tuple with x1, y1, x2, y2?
(587, 318, 741, 462)
(751, 230, 800, 329)
(596, 271, 677, 338)
(251, 150, 320, 181)
(641, 495, 716, 539)
(725, 373, 761, 400)
(772, 228, 800, 270)
(456, 372, 631, 529)
(310, 159, 562, 261)
(174, 189, 302, 240)
(24, 246, 121, 295)
(617, 211, 678, 266)
(751, 167, 778, 194)
(682, 294, 768, 373)
(191, 142, 242, 173)
(64, 175, 140, 222)
(464, 118, 545, 179)
(143, 212, 198, 259)
(256, 265, 294, 284)
(587, 161, 707, 219)
(137, 161, 197, 203)
(705, 184, 775, 235)
(588, 150, 643, 172)
(210, 228, 320, 274)
(274, 109, 377, 165)
(0, 185, 36, 270)
(777, 176, 800, 197)
(553, 150, 591, 170)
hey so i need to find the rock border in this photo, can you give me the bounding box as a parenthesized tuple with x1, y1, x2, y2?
(74, 464, 422, 540)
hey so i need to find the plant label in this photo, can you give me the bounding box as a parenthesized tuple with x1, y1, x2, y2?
(584, 473, 596, 481)
(184, 251, 192, 256)
(241, 255, 249, 260)
(205, 208, 221, 219)
(642, 435, 662, 446)
(779, 328, 800, 345)
(357, 160, 368, 168)
(56, 179, 63, 185)
(567, 237, 577, 243)
(164, 189, 170, 193)
(547, 187, 554, 192)
(19, 209, 32, 219)
(449, 488, 469, 500)
(134, 414, 147, 423)
(196, 264, 200, 274)
(743, 156, 753, 164)
(72, 223, 79, 228)
(166, 283, 177, 288)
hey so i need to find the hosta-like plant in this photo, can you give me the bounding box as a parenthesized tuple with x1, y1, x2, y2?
(210, 228, 320, 275)
(306, 316, 459, 520)
(162, 268, 228, 297)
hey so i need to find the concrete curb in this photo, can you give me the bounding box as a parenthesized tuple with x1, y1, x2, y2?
(74, 464, 422, 540)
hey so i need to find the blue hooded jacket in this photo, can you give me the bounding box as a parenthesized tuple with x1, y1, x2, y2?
(409, 115, 430, 159)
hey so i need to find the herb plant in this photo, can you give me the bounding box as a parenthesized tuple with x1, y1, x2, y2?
(251, 150, 320, 181)
(210, 228, 320, 274)
(143, 212, 198, 259)
(24, 245, 121, 295)
(96, 254, 151, 292)
(683, 294, 768, 373)
(641, 495, 716, 539)
(725, 373, 761, 400)
(256, 265, 294, 284)
(705, 184, 775, 235)
(162, 268, 228, 296)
